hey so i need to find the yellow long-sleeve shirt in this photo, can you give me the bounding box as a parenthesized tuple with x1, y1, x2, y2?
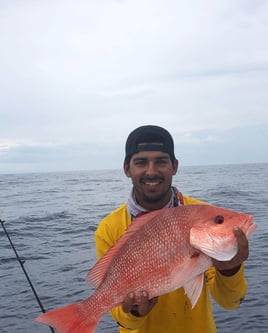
(95, 195, 247, 333)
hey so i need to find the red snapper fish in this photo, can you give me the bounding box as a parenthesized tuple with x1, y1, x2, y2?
(35, 204, 257, 333)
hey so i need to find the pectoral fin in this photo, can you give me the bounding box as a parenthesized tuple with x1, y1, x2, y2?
(183, 274, 204, 308)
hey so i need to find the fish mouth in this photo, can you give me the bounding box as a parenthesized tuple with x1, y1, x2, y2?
(242, 215, 257, 237)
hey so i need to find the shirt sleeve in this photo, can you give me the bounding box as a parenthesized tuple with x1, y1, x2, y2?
(205, 264, 247, 309)
(95, 227, 113, 259)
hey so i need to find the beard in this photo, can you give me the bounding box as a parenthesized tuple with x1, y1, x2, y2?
(138, 182, 172, 204)
(142, 192, 167, 203)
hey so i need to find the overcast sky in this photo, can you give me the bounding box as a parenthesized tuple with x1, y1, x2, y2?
(0, 0, 267, 174)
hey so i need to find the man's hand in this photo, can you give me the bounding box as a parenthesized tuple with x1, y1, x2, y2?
(213, 226, 249, 276)
(122, 291, 158, 317)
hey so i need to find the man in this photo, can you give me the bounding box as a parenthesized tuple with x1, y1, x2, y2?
(95, 125, 249, 332)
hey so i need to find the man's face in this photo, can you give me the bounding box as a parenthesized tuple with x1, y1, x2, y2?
(124, 150, 178, 210)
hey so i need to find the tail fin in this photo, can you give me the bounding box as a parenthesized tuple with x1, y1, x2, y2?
(35, 301, 100, 333)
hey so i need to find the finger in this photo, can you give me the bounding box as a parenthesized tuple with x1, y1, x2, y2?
(234, 226, 245, 240)
(234, 227, 248, 246)
(233, 227, 249, 261)
(122, 292, 135, 313)
(137, 291, 150, 316)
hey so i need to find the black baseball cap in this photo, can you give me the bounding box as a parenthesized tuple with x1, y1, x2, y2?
(124, 125, 176, 164)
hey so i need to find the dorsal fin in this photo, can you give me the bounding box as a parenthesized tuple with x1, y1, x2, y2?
(86, 209, 165, 288)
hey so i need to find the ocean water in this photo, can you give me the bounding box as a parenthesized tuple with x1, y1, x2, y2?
(0, 163, 267, 333)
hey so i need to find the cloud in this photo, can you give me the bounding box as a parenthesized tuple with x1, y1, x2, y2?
(0, 0, 268, 173)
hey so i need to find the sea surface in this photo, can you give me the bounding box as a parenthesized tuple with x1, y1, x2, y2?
(0, 163, 267, 333)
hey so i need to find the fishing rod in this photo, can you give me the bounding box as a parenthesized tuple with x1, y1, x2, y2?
(0, 219, 56, 333)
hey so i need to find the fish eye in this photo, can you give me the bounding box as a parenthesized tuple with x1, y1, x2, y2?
(215, 215, 224, 224)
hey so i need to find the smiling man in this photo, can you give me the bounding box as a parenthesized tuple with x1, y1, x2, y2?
(95, 125, 249, 333)
(124, 125, 178, 212)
